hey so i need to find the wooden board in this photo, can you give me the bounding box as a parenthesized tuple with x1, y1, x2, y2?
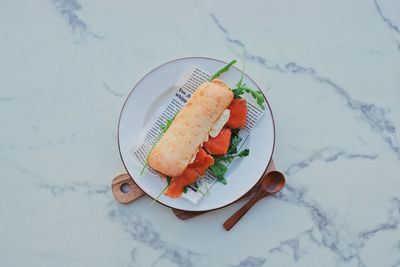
(111, 160, 276, 219)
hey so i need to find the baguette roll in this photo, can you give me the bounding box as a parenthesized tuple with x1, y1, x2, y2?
(148, 79, 233, 177)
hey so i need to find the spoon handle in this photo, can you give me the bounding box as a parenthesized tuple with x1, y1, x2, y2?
(223, 193, 266, 231)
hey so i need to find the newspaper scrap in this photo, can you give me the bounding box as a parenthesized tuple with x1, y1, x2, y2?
(131, 66, 265, 203)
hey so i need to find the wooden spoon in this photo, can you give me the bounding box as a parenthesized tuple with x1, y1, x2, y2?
(223, 171, 285, 231)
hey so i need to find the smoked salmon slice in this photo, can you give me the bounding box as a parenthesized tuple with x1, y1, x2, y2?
(203, 128, 231, 156)
(189, 148, 215, 176)
(165, 167, 198, 198)
(226, 99, 247, 129)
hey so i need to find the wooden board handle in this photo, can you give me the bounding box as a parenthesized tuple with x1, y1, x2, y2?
(111, 173, 145, 204)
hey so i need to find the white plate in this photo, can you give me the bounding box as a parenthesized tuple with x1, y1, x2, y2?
(118, 57, 275, 211)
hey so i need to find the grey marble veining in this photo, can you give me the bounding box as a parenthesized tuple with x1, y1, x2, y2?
(52, 0, 104, 40)
(0, 0, 399, 266)
(211, 13, 400, 159)
(372, 0, 400, 50)
(283, 147, 378, 176)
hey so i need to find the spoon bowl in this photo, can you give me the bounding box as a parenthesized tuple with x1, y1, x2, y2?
(261, 171, 286, 194)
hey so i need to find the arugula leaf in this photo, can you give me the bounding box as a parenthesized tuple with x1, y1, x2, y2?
(140, 145, 155, 175)
(243, 86, 265, 110)
(209, 59, 265, 109)
(233, 84, 265, 109)
(232, 62, 246, 98)
(231, 62, 266, 109)
(200, 176, 210, 196)
(160, 117, 174, 134)
(209, 59, 237, 81)
(210, 150, 248, 185)
(209, 162, 228, 185)
(235, 61, 245, 88)
(227, 129, 241, 155)
(187, 183, 206, 195)
(191, 182, 199, 190)
(232, 87, 244, 99)
(236, 149, 250, 158)
(217, 176, 227, 185)
(216, 148, 250, 164)
(217, 155, 234, 163)
(150, 176, 172, 206)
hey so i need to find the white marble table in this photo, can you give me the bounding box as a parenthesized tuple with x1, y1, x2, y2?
(1, 0, 399, 266)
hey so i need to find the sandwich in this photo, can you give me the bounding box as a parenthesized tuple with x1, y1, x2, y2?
(145, 60, 264, 198)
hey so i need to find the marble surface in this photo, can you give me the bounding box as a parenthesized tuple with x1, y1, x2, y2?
(1, 0, 399, 266)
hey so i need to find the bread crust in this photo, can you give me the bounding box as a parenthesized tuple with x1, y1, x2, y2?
(148, 79, 233, 177)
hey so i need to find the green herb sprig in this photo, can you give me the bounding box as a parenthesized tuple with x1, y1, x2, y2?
(209, 59, 237, 81)
(210, 59, 266, 110)
(150, 176, 171, 206)
(232, 63, 265, 110)
(160, 117, 174, 133)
